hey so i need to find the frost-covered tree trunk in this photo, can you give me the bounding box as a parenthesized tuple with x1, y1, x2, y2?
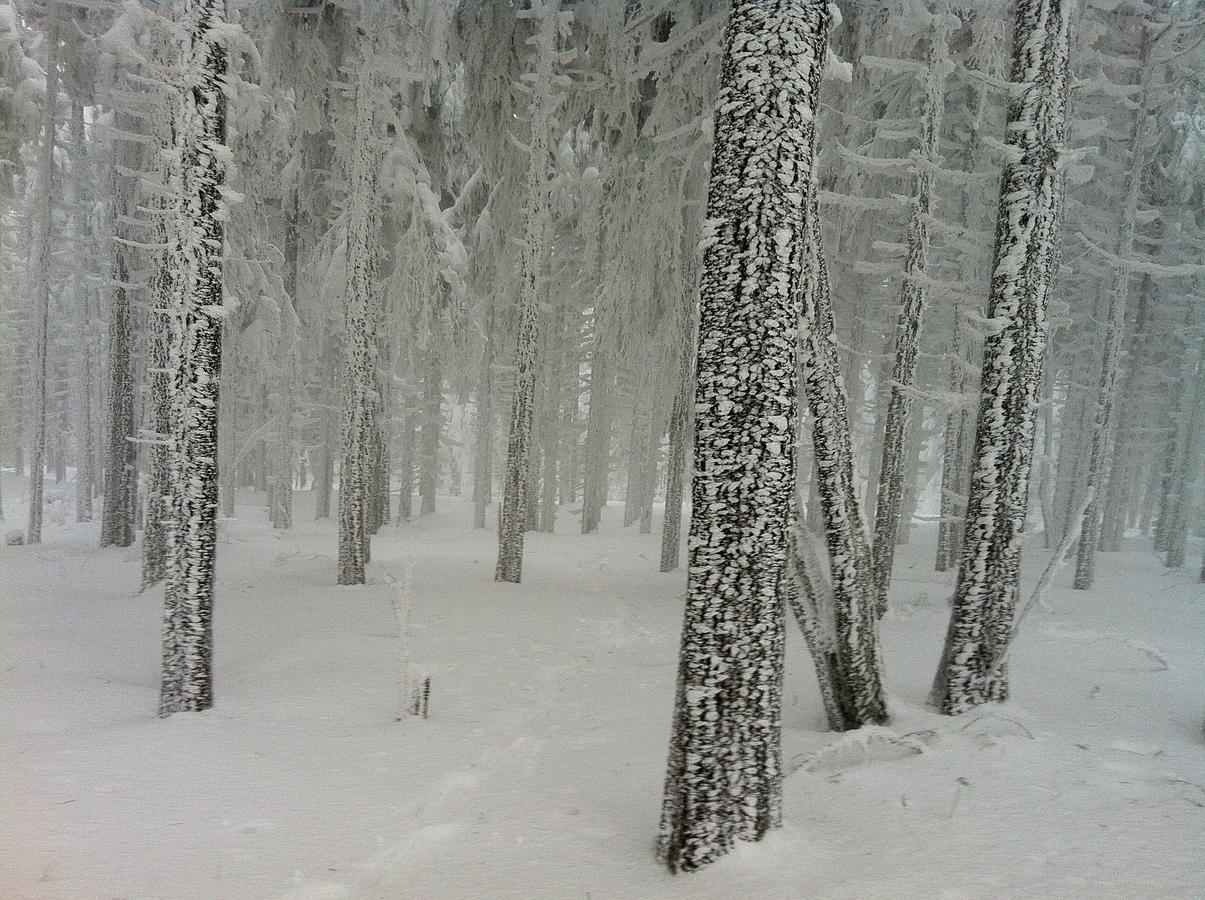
(271, 189, 301, 531)
(658, 0, 830, 873)
(472, 308, 494, 529)
(578, 163, 609, 535)
(420, 352, 441, 515)
(870, 14, 949, 612)
(337, 62, 383, 585)
(99, 111, 138, 547)
(66, 97, 95, 523)
(796, 187, 888, 729)
(936, 0, 1072, 715)
(495, 2, 560, 583)
(159, 0, 229, 717)
(622, 395, 646, 528)
(1099, 277, 1153, 551)
(637, 412, 659, 535)
(1073, 33, 1154, 589)
(580, 336, 611, 534)
(660, 274, 696, 570)
(313, 341, 337, 520)
(25, 21, 59, 545)
(217, 326, 236, 519)
(1162, 336, 1203, 569)
(142, 63, 180, 588)
(936, 306, 972, 571)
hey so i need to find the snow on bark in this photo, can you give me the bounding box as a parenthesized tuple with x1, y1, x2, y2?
(1162, 332, 1203, 569)
(936, 0, 1073, 715)
(67, 98, 95, 523)
(870, 11, 950, 615)
(24, 20, 58, 546)
(495, 0, 563, 583)
(796, 184, 889, 730)
(660, 257, 698, 572)
(142, 61, 180, 590)
(657, 0, 830, 873)
(100, 109, 139, 549)
(159, 0, 230, 716)
(337, 61, 384, 586)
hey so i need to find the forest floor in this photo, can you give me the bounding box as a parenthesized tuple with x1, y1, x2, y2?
(2, 479, 1203, 899)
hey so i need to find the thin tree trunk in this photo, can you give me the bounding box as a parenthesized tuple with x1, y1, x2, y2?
(660, 273, 697, 571)
(496, 3, 559, 583)
(472, 311, 494, 529)
(420, 352, 441, 515)
(337, 63, 382, 585)
(25, 21, 59, 545)
(1073, 31, 1153, 589)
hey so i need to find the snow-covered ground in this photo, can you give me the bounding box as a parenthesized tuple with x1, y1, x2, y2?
(2, 480, 1203, 899)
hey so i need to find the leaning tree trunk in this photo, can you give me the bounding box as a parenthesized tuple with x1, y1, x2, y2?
(495, 4, 558, 583)
(336, 62, 383, 586)
(658, 0, 831, 873)
(870, 14, 949, 613)
(796, 187, 889, 730)
(159, 0, 228, 716)
(936, 0, 1072, 715)
(25, 21, 59, 545)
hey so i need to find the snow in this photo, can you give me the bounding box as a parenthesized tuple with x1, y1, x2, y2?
(2, 480, 1202, 898)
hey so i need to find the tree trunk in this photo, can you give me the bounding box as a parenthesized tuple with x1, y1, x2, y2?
(936, 0, 1073, 715)
(337, 63, 382, 585)
(1073, 31, 1153, 589)
(159, 0, 228, 716)
(472, 312, 494, 529)
(496, 4, 559, 583)
(658, 1, 831, 872)
(25, 22, 59, 545)
(660, 273, 697, 571)
(870, 17, 947, 611)
(420, 352, 441, 515)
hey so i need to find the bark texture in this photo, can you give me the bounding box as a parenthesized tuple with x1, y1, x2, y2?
(936, 0, 1073, 715)
(658, 0, 830, 873)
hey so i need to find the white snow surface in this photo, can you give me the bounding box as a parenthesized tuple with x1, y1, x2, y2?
(2, 481, 1203, 899)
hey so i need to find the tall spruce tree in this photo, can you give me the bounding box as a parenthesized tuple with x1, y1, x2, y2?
(935, 0, 1073, 715)
(657, 0, 832, 873)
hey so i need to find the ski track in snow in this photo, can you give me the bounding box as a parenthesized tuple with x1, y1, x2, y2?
(1, 484, 1202, 899)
